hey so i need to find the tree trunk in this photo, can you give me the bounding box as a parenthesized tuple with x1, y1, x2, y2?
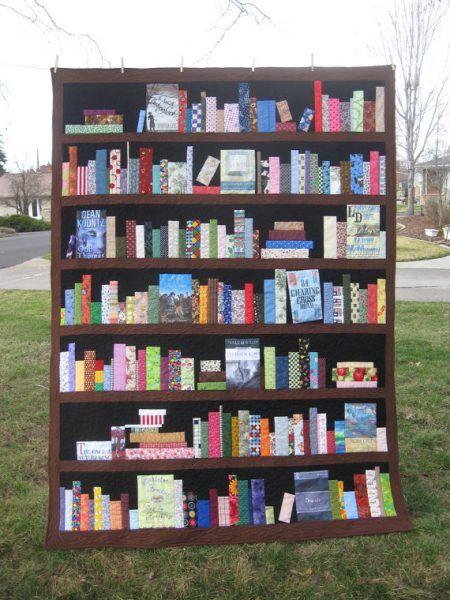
(407, 165, 415, 216)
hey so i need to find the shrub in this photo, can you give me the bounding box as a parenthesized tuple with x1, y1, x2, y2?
(0, 215, 51, 232)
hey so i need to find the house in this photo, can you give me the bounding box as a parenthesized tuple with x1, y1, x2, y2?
(417, 154, 450, 206)
(0, 164, 52, 220)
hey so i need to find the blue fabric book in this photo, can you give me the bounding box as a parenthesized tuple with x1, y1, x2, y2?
(257, 100, 276, 132)
(264, 279, 275, 324)
(104, 364, 111, 391)
(334, 420, 346, 453)
(129, 509, 140, 529)
(238, 82, 250, 132)
(76, 209, 106, 259)
(152, 166, 161, 194)
(266, 240, 314, 249)
(158, 273, 192, 323)
(245, 218, 253, 258)
(294, 470, 333, 521)
(309, 407, 318, 454)
(59, 487, 65, 531)
(274, 416, 289, 456)
(286, 269, 322, 323)
(309, 352, 319, 389)
(290, 150, 299, 193)
(197, 500, 211, 528)
(88, 500, 94, 531)
(323, 281, 334, 324)
(137, 109, 146, 133)
(305, 151, 311, 193)
(350, 153, 364, 194)
(64, 289, 75, 325)
(276, 356, 289, 389)
(344, 403, 377, 439)
(343, 491, 359, 519)
(101, 495, 111, 530)
(223, 284, 232, 324)
(95, 149, 107, 194)
(186, 108, 192, 132)
(251, 479, 266, 525)
(322, 160, 331, 194)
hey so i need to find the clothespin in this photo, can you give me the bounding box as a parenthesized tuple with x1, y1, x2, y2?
(252, 57, 255, 72)
(121, 57, 125, 74)
(390, 55, 395, 71)
(311, 53, 314, 72)
(180, 57, 184, 73)
(54, 55, 59, 74)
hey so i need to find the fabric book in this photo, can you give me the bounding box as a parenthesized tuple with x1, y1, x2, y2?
(225, 338, 260, 390)
(286, 269, 322, 323)
(346, 205, 381, 258)
(76, 209, 106, 259)
(137, 474, 175, 528)
(294, 470, 332, 520)
(220, 149, 255, 194)
(146, 84, 179, 131)
(158, 274, 192, 323)
(344, 403, 377, 452)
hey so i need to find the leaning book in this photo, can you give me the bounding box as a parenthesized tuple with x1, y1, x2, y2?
(225, 338, 260, 389)
(75, 209, 106, 259)
(286, 269, 322, 323)
(146, 83, 179, 132)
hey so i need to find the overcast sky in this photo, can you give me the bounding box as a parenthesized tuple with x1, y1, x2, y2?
(0, 0, 448, 169)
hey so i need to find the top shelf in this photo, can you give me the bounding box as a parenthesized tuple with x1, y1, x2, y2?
(61, 132, 387, 145)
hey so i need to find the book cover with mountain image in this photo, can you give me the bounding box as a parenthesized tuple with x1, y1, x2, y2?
(225, 338, 260, 389)
(344, 402, 377, 452)
(159, 274, 192, 323)
(346, 204, 380, 258)
(75, 209, 106, 259)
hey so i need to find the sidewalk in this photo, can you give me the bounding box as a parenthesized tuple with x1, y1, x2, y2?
(396, 255, 450, 301)
(0, 258, 51, 290)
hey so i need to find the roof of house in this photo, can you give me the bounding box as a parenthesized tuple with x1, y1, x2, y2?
(0, 167, 52, 198)
(417, 154, 450, 169)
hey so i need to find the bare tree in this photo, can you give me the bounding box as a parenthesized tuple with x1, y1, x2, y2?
(423, 116, 450, 229)
(6, 164, 43, 216)
(378, 0, 449, 215)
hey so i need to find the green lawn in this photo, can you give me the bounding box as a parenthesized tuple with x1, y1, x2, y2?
(397, 236, 450, 262)
(396, 203, 422, 216)
(0, 291, 449, 599)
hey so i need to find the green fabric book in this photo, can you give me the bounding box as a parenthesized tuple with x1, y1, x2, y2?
(328, 480, 341, 519)
(201, 421, 209, 458)
(380, 473, 397, 517)
(342, 274, 351, 324)
(91, 302, 102, 324)
(146, 346, 160, 390)
(94, 382, 103, 391)
(209, 219, 218, 258)
(116, 236, 126, 258)
(179, 229, 185, 257)
(264, 347, 276, 389)
(197, 382, 227, 390)
(74, 282, 82, 325)
(152, 229, 160, 258)
(222, 413, 232, 457)
(237, 479, 250, 525)
(147, 285, 159, 324)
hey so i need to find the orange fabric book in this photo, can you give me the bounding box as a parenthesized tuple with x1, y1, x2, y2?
(110, 500, 123, 530)
(68, 145, 78, 196)
(260, 418, 271, 456)
(80, 494, 90, 531)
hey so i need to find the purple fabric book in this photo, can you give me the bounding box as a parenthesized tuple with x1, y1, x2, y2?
(68, 342, 76, 392)
(318, 357, 326, 388)
(160, 357, 169, 391)
(251, 479, 266, 525)
(59, 487, 65, 531)
(113, 343, 126, 391)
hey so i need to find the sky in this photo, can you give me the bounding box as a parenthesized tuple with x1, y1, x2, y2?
(0, 0, 448, 169)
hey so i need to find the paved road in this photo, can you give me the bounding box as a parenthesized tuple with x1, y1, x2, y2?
(396, 255, 450, 302)
(0, 257, 50, 290)
(0, 231, 50, 268)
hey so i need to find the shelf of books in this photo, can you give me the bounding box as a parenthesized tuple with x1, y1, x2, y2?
(46, 66, 411, 550)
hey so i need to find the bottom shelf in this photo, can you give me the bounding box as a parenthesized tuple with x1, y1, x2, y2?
(46, 516, 412, 549)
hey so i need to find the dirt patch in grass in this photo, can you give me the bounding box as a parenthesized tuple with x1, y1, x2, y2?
(397, 215, 448, 245)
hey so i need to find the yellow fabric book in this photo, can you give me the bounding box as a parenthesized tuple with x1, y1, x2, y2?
(93, 486, 102, 531)
(75, 361, 85, 391)
(377, 278, 386, 324)
(199, 285, 208, 324)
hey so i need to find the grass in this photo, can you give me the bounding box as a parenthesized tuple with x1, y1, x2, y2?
(396, 236, 450, 262)
(396, 203, 422, 216)
(0, 291, 449, 599)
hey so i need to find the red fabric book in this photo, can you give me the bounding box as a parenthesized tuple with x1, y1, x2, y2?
(208, 411, 221, 457)
(314, 80, 323, 132)
(120, 493, 130, 529)
(139, 147, 153, 194)
(303, 419, 310, 455)
(178, 90, 187, 133)
(125, 220, 136, 258)
(68, 145, 78, 196)
(81, 274, 92, 324)
(275, 121, 296, 132)
(318, 357, 326, 388)
(80, 494, 90, 531)
(137, 348, 146, 391)
(245, 283, 254, 324)
(327, 430, 336, 454)
(354, 474, 371, 518)
(370, 151, 380, 195)
(192, 186, 221, 194)
(268, 230, 306, 241)
(209, 488, 219, 527)
(367, 284, 378, 323)
(160, 356, 169, 390)
(363, 101, 376, 132)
